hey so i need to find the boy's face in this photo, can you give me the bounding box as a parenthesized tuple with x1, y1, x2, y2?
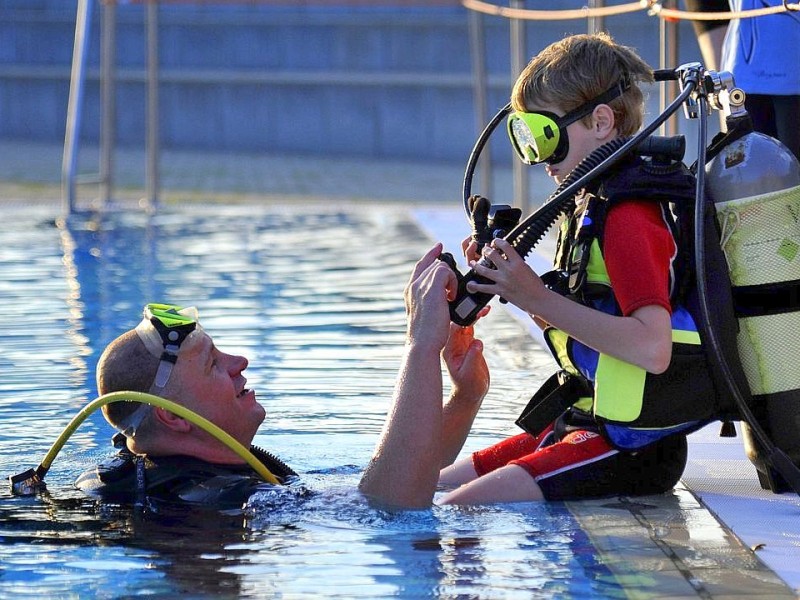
(529, 103, 607, 185)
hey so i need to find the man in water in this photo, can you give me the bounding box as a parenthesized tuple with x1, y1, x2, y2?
(78, 244, 489, 509)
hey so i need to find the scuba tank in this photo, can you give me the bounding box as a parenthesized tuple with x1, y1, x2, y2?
(703, 82, 800, 492)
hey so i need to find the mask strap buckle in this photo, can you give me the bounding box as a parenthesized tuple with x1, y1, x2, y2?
(149, 317, 196, 390)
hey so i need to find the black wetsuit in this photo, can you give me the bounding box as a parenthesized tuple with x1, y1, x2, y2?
(76, 435, 296, 509)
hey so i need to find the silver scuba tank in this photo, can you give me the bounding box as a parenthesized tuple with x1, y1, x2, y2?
(704, 82, 800, 492)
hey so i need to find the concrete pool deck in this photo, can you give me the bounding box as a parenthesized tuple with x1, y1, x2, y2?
(1, 138, 799, 597)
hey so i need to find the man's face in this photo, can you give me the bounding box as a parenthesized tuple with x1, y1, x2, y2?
(168, 330, 266, 447)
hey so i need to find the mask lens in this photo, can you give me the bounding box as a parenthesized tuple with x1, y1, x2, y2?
(145, 303, 197, 329)
(509, 118, 539, 163)
(507, 112, 562, 165)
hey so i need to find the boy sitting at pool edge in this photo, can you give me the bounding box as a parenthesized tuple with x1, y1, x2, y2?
(436, 33, 720, 504)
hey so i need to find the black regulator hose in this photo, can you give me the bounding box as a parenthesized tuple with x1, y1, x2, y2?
(449, 72, 697, 326)
(693, 96, 800, 497)
(507, 138, 626, 259)
(462, 103, 513, 216)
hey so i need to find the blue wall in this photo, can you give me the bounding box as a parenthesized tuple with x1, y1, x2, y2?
(0, 2, 703, 163)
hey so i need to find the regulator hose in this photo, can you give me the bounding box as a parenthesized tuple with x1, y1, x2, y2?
(9, 391, 281, 495)
(462, 103, 513, 215)
(507, 138, 627, 258)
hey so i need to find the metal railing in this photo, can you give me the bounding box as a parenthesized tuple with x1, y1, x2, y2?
(62, 0, 160, 215)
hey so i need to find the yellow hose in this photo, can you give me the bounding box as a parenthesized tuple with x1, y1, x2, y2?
(38, 391, 280, 485)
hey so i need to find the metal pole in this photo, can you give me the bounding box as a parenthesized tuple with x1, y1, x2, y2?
(509, 0, 528, 213)
(667, 9, 679, 136)
(587, 0, 605, 34)
(659, 1, 679, 136)
(62, 0, 93, 216)
(145, 0, 160, 210)
(100, 0, 116, 206)
(468, 10, 492, 198)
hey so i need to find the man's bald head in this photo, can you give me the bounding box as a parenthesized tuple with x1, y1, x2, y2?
(96, 329, 159, 428)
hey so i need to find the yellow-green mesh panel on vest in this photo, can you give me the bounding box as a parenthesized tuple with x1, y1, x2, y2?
(716, 184, 800, 395)
(738, 313, 800, 394)
(716, 184, 800, 287)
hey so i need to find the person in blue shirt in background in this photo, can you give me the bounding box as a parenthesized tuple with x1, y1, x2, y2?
(721, 0, 800, 160)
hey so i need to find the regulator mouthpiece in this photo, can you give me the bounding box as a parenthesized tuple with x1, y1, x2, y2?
(9, 466, 47, 496)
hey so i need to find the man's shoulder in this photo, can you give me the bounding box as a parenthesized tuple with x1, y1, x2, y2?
(75, 450, 270, 508)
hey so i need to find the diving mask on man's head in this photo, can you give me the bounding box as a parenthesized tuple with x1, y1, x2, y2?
(506, 74, 631, 165)
(118, 303, 202, 437)
(136, 303, 202, 391)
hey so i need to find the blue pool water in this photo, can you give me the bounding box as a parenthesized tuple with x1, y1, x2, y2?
(0, 203, 625, 598)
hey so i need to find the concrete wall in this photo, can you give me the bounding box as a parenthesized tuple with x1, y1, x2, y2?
(0, 1, 704, 164)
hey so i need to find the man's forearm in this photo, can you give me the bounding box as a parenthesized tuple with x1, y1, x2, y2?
(358, 341, 444, 508)
(440, 391, 482, 467)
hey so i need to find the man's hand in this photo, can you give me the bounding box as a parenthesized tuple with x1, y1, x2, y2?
(404, 243, 458, 351)
(439, 322, 490, 467)
(461, 235, 481, 264)
(442, 323, 489, 402)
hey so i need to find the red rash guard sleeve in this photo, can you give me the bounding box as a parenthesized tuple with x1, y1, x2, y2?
(602, 200, 675, 316)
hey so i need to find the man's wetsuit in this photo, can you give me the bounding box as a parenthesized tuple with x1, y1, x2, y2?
(76, 435, 296, 509)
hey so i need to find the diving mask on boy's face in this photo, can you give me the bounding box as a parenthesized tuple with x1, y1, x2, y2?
(506, 75, 632, 165)
(119, 304, 201, 437)
(507, 110, 575, 165)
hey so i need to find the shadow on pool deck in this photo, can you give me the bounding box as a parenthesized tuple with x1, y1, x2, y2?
(568, 485, 796, 598)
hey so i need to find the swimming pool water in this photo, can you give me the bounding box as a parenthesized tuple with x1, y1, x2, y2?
(0, 203, 626, 598)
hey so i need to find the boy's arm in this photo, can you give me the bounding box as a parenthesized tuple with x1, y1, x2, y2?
(468, 200, 676, 374)
(468, 239, 673, 374)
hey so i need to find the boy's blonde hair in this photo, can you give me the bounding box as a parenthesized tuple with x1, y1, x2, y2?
(511, 33, 654, 136)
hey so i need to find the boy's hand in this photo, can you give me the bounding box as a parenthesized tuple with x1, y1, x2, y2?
(466, 238, 546, 313)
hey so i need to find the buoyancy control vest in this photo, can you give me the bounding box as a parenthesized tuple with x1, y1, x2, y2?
(517, 156, 723, 450)
(76, 434, 296, 508)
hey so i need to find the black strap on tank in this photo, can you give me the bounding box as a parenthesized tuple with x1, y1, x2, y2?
(732, 279, 800, 317)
